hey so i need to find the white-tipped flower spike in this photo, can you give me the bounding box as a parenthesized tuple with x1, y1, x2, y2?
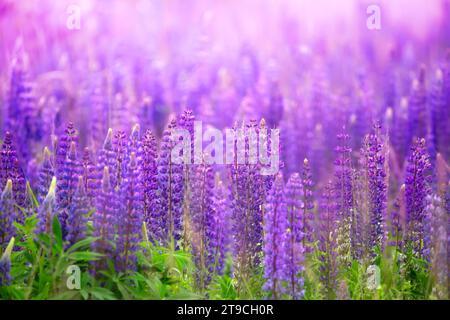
(1, 237, 15, 261)
(131, 123, 141, 140)
(103, 128, 113, 150)
(0, 237, 15, 286)
(36, 177, 57, 235)
(3, 179, 13, 195)
(48, 176, 57, 197)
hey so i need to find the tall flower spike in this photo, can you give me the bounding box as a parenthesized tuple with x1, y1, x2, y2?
(92, 167, 117, 272)
(190, 164, 216, 290)
(263, 173, 287, 299)
(405, 138, 431, 259)
(426, 195, 448, 299)
(212, 176, 231, 275)
(36, 177, 57, 235)
(37, 147, 54, 204)
(66, 176, 88, 247)
(301, 158, 315, 253)
(361, 124, 387, 256)
(0, 180, 15, 248)
(390, 185, 406, 251)
(157, 119, 184, 244)
(229, 121, 265, 285)
(56, 141, 80, 238)
(0, 132, 26, 206)
(116, 152, 144, 272)
(142, 130, 159, 241)
(81, 147, 97, 207)
(0, 237, 15, 286)
(285, 173, 305, 299)
(318, 182, 338, 299)
(408, 66, 428, 144)
(334, 128, 354, 261)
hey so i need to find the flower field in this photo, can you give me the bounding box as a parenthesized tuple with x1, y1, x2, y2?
(0, 0, 449, 300)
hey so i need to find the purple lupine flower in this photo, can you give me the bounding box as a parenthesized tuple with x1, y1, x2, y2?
(116, 152, 144, 272)
(318, 182, 338, 299)
(36, 177, 57, 235)
(56, 123, 78, 174)
(284, 173, 305, 299)
(90, 87, 109, 151)
(334, 129, 354, 260)
(265, 82, 284, 129)
(0, 237, 14, 286)
(92, 167, 117, 272)
(212, 177, 231, 275)
(405, 138, 431, 259)
(112, 130, 128, 190)
(426, 195, 448, 298)
(178, 109, 195, 249)
(81, 147, 97, 208)
(190, 164, 216, 289)
(390, 185, 406, 251)
(429, 70, 447, 159)
(157, 119, 184, 244)
(229, 121, 265, 282)
(361, 124, 387, 255)
(0, 132, 26, 207)
(301, 158, 315, 253)
(21, 182, 36, 223)
(392, 98, 410, 165)
(96, 128, 116, 187)
(142, 129, 159, 242)
(408, 66, 428, 144)
(66, 176, 88, 247)
(56, 141, 81, 239)
(6, 41, 41, 162)
(263, 173, 287, 299)
(37, 147, 54, 204)
(0, 180, 15, 248)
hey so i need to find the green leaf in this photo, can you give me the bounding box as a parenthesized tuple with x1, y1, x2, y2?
(67, 237, 99, 253)
(69, 251, 103, 262)
(52, 215, 63, 252)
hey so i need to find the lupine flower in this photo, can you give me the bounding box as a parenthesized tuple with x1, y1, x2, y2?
(92, 167, 117, 272)
(405, 138, 431, 259)
(157, 119, 184, 244)
(426, 195, 448, 299)
(81, 147, 98, 208)
(212, 177, 231, 275)
(301, 158, 315, 252)
(116, 152, 144, 272)
(97, 128, 116, 187)
(56, 141, 81, 238)
(36, 177, 57, 235)
(190, 164, 216, 289)
(142, 130, 159, 241)
(361, 124, 387, 256)
(334, 129, 354, 261)
(390, 185, 406, 251)
(66, 176, 88, 247)
(263, 173, 287, 299)
(318, 182, 338, 299)
(0, 132, 26, 206)
(0, 237, 15, 286)
(229, 121, 265, 282)
(37, 147, 54, 204)
(408, 66, 428, 145)
(0, 180, 15, 248)
(284, 173, 305, 299)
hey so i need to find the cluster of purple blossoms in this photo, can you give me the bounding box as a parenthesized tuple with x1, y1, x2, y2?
(405, 138, 432, 259)
(361, 124, 387, 255)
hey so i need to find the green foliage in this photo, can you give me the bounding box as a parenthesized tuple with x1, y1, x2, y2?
(1, 213, 441, 300)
